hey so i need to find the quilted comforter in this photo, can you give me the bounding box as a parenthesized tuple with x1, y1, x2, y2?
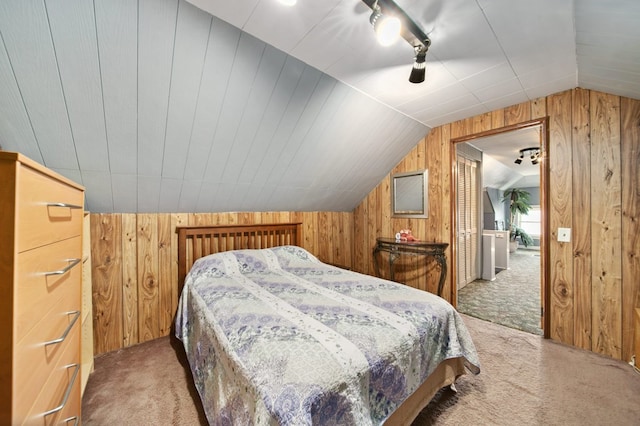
(176, 246, 479, 425)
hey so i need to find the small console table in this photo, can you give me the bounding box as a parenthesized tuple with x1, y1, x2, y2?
(373, 237, 449, 297)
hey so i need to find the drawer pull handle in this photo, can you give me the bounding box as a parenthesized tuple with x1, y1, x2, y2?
(45, 311, 80, 346)
(62, 416, 79, 426)
(47, 202, 83, 209)
(43, 363, 80, 417)
(45, 258, 81, 276)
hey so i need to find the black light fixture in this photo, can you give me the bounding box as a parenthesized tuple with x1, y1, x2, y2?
(515, 147, 541, 165)
(514, 153, 523, 165)
(362, 0, 431, 84)
(409, 48, 427, 83)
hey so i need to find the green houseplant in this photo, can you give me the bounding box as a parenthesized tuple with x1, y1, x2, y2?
(502, 188, 534, 250)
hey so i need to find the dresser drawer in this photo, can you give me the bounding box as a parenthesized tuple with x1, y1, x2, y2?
(17, 165, 83, 253)
(16, 236, 82, 342)
(14, 297, 81, 418)
(21, 324, 80, 426)
(56, 374, 81, 426)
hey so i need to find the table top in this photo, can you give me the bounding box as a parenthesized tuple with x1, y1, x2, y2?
(375, 237, 449, 249)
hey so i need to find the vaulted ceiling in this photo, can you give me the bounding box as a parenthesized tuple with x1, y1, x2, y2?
(0, 0, 638, 213)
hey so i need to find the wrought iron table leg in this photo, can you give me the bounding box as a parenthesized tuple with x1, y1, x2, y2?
(434, 253, 447, 297)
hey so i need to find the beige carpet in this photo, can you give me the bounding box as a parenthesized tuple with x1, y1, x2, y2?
(82, 315, 640, 425)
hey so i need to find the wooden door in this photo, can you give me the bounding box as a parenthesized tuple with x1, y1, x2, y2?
(457, 156, 479, 288)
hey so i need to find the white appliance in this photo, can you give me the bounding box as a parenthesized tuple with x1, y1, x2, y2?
(483, 230, 510, 270)
(482, 233, 496, 281)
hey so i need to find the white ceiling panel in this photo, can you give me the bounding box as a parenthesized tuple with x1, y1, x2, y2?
(400, 82, 474, 116)
(459, 62, 517, 93)
(576, 0, 640, 100)
(244, 0, 343, 53)
(480, 92, 531, 115)
(426, 9, 505, 79)
(577, 44, 640, 67)
(518, 60, 577, 91)
(421, 103, 490, 129)
(0, 0, 79, 170)
(95, 0, 138, 176)
(363, 61, 459, 108)
(185, 0, 258, 28)
(481, 0, 575, 75)
(290, 2, 377, 73)
(577, 72, 640, 98)
(111, 174, 138, 213)
(474, 78, 524, 104)
(523, 74, 578, 100)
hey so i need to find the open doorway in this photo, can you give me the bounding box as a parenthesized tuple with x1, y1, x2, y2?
(451, 119, 549, 337)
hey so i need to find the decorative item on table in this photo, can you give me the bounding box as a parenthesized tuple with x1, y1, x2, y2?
(395, 229, 418, 242)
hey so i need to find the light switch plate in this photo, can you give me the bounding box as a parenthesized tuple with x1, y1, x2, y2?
(558, 227, 571, 242)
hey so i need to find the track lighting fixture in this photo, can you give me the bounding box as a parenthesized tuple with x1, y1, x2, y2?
(369, 1, 401, 46)
(409, 48, 427, 83)
(362, 0, 431, 84)
(514, 147, 541, 165)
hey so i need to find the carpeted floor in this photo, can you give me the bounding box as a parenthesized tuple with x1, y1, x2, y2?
(81, 314, 640, 425)
(458, 249, 543, 335)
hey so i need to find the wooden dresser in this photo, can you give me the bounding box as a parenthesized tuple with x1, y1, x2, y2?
(0, 152, 85, 425)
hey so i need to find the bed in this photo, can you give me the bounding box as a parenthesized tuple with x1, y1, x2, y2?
(175, 223, 480, 425)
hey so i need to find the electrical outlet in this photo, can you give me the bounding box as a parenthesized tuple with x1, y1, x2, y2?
(558, 227, 571, 242)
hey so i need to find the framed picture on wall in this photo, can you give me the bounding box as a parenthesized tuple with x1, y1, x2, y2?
(391, 169, 428, 218)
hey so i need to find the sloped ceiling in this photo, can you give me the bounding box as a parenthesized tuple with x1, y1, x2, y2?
(0, 0, 638, 213)
(469, 127, 542, 190)
(187, 0, 640, 127)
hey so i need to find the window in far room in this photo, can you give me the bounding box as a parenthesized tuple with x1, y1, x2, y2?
(518, 205, 541, 239)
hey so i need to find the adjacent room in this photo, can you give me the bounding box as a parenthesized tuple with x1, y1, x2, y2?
(1, 0, 639, 425)
(456, 129, 544, 336)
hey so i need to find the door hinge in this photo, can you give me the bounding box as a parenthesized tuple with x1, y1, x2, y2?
(541, 307, 544, 317)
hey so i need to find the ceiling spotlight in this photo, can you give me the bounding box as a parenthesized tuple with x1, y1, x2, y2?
(278, 0, 297, 6)
(514, 147, 541, 165)
(409, 49, 426, 83)
(369, 2, 401, 46)
(362, 0, 431, 83)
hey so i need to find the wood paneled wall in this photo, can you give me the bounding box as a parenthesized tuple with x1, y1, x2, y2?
(353, 88, 640, 362)
(90, 211, 352, 355)
(90, 88, 638, 362)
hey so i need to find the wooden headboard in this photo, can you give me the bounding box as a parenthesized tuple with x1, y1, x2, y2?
(177, 223, 302, 291)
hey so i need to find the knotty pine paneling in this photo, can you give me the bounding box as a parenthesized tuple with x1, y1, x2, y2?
(353, 88, 640, 362)
(90, 211, 353, 355)
(548, 90, 574, 344)
(121, 213, 138, 347)
(91, 214, 123, 355)
(590, 92, 622, 359)
(571, 88, 592, 351)
(137, 214, 160, 343)
(621, 97, 640, 362)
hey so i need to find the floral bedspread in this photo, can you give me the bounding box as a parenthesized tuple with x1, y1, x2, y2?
(176, 246, 480, 425)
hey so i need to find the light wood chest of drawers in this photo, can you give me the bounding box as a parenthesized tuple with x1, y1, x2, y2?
(0, 152, 84, 425)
